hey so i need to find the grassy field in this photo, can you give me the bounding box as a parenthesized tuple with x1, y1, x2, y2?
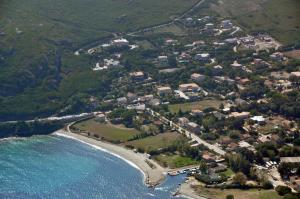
(154, 153, 199, 168)
(0, 0, 198, 120)
(193, 186, 282, 199)
(168, 99, 223, 113)
(209, 0, 300, 44)
(73, 119, 141, 142)
(125, 132, 184, 152)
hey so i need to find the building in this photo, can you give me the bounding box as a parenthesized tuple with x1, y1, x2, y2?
(130, 71, 145, 81)
(191, 73, 205, 82)
(270, 52, 284, 61)
(112, 38, 129, 47)
(229, 112, 250, 119)
(186, 122, 201, 134)
(179, 83, 200, 92)
(291, 71, 300, 78)
(221, 20, 233, 29)
(195, 53, 210, 62)
(158, 55, 169, 67)
(231, 61, 243, 68)
(190, 109, 204, 117)
(157, 86, 172, 96)
(117, 97, 127, 106)
(95, 113, 106, 122)
(250, 116, 266, 124)
(178, 117, 189, 127)
(127, 92, 138, 102)
(205, 23, 214, 30)
(280, 157, 300, 163)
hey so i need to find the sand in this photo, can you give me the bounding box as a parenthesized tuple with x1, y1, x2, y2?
(54, 129, 167, 187)
(178, 177, 208, 199)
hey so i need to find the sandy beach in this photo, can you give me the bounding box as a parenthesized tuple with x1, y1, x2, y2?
(54, 129, 167, 187)
(178, 177, 208, 199)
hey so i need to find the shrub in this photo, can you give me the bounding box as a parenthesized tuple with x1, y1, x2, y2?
(275, 185, 292, 196)
(226, 194, 234, 199)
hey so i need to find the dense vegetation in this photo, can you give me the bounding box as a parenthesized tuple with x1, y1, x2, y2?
(0, 0, 197, 120)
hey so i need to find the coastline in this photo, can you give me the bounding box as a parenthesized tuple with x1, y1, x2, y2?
(54, 129, 167, 187)
(178, 177, 208, 199)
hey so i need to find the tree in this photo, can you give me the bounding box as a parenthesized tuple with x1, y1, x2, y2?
(233, 172, 247, 186)
(199, 160, 208, 174)
(275, 185, 292, 196)
(226, 194, 234, 199)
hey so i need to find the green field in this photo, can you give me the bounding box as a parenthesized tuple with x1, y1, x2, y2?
(73, 119, 141, 142)
(154, 153, 199, 168)
(193, 186, 282, 199)
(168, 100, 223, 113)
(125, 132, 184, 152)
(0, 0, 198, 120)
(209, 0, 300, 44)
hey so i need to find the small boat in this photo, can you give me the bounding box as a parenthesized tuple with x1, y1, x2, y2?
(168, 171, 179, 176)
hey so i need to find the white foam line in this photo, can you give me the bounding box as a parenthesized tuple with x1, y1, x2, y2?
(53, 131, 147, 183)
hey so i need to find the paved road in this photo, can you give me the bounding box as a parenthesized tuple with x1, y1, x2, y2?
(147, 108, 226, 156)
(0, 112, 96, 124)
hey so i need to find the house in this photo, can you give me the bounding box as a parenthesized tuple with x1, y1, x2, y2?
(127, 92, 138, 103)
(195, 53, 210, 62)
(179, 83, 200, 92)
(231, 61, 243, 68)
(239, 78, 250, 85)
(117, 97, 127, 106)
(95, 113, 106, 122)
(291, 71, 300, 78)
(157, 86, 172, 96)
(270, 52, 284, 61)
(221, 20, 233, 29)
(225, 38, 238, 44)
(186, 122, 201, 134)
(178, 117, 189, 127)
(191, 73, 205, 82)
(158, 55, 169, 67)
(250, 116, 266, 125)
(205, 23, 214, 31)
(190, 109, 204, 117)
(229, 112, 250, 119)
(280, 157, 300, 164)
(112, 38, 129, 47)
(130, 71, 145, 81)
(202, 151, 216, 162)
(148, 98, 160, 106)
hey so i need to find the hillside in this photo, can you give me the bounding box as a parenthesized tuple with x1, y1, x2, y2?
(208, 0, 300, 44)
(0, 0, 197, 120)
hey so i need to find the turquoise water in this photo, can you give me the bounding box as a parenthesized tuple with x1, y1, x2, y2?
(0, 135, 186, 199)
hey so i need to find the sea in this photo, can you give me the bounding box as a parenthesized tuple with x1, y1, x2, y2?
(0, 135, 187, 199)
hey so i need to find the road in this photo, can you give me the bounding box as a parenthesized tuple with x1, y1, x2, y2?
(146, 108, 226, 156)
(0, 112, 96, 124)
(128, 0, 206, 36)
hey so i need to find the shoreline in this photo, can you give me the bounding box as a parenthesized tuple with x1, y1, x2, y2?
(54, 129, 167, 187)
(178, 177, 208, 199)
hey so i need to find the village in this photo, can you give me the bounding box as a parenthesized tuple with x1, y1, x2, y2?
(69, 11, 300, 199)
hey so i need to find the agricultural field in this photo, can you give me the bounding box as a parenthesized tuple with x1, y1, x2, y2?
(192, 186, 283, 199)
(0, 0, 198, 120)
(208, 0, 300, 44)
(154, 153, 199, 168)
(168, 99, 223, 113)
(125, 132, 184, 152)
(73, 119, 141, 143)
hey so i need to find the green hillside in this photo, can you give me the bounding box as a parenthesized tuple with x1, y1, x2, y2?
(0, 0, 197, 120)
(209, 0, 300, 44)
